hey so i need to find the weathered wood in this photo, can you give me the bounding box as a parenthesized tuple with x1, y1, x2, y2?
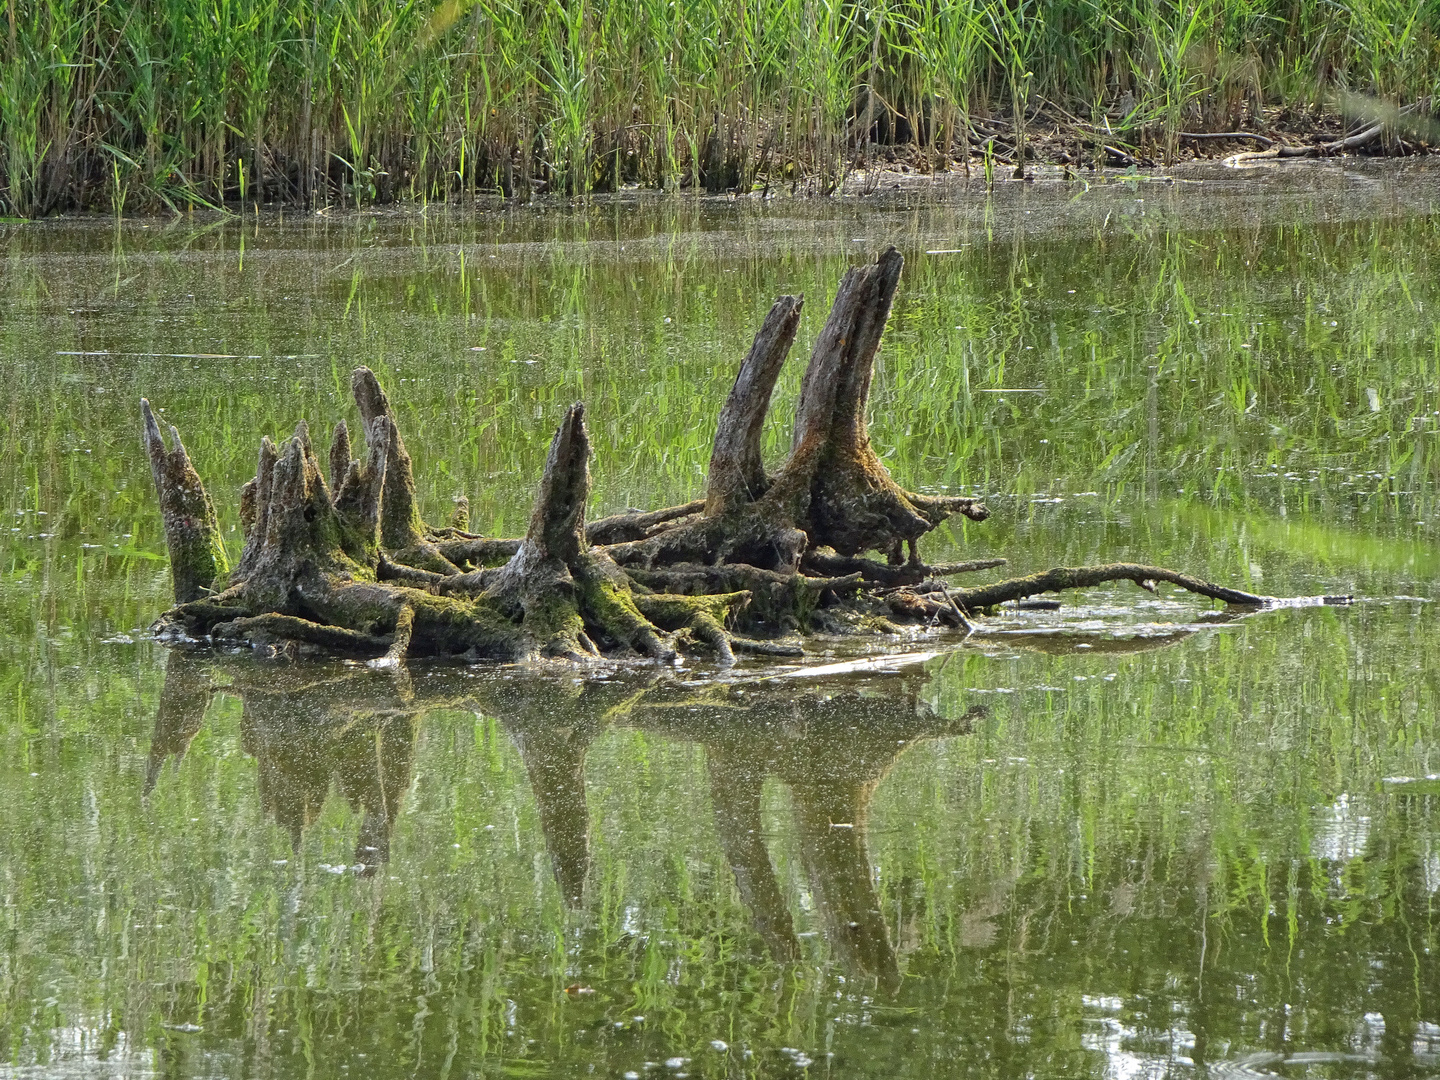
(141, 399, 229, 603)
(705, 295, 803, 515)
(603, 248, 988, 573)
(777, 246, 988, 558)
(327, 420, 351, 491)
(143, 250, 1290, 667)
(351, 368, 424, 551)
(951, 563, 1268, 610)
(803, 550, 1007, 586)
(585, 501, 705, 546)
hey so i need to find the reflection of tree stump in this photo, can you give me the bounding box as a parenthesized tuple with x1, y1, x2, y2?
(789, 777, 899, 992)
(706, 749, 801, 962)
(143, 650, 213, 795)
(146, 661, 422, 875)
(243, 695, 419, 875)
(485, 681, 619, 907)
(634, 680, 980, 989)
(143, 248, 1268, 666)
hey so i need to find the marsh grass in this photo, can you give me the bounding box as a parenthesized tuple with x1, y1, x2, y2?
(3, 0, 1440, 214)
(1, 194, 1438, 1078)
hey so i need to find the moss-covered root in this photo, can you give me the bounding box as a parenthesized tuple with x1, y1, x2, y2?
(769, 246, 986, 560)
(350, 366, 460, 575)
(575, 554, 675, 660)
(631, 589, 754, 665)
(623, 561, 858, 635)
(141, 399, 229, 603)
(599, 252, 986, 574)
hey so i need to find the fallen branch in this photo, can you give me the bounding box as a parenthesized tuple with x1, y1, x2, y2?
(1179, 131, 1275, 147)
(1224, 101, 1429, 165)
(950, 563, 1268, 611)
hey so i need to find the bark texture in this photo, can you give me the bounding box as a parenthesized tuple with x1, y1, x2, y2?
(145, 249, 1283, 666)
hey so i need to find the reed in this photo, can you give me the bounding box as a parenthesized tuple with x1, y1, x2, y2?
(2, 0, 1438, 214)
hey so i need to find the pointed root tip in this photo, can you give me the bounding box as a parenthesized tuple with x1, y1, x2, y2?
(552, 403, 589, 458)
(141, 398, 165, 452)
(351, 367, 386, 419)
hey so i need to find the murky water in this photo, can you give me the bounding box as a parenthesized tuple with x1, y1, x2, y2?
(3, 164, 1439, 1078)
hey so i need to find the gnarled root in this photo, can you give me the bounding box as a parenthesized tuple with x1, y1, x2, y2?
(151, 392, 756, 665)
(142, 399, 229, 603)
(143, 251, 1285, 668)
(602, 249, 987, 576)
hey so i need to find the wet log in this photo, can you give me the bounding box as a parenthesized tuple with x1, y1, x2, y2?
(144, 249, 1291, 667)
(948, 563, 1269, 610)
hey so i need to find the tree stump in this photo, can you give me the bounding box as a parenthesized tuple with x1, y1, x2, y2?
(145, 248, 1275, 666)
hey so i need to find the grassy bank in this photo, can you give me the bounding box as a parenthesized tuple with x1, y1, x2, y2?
(3, 0, 1438, 215)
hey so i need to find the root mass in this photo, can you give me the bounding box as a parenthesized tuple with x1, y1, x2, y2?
(144, 248, 1273, 666)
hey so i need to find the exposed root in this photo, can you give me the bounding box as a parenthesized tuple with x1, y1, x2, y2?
(371, 602, 414, 668)
(434, 537, 522, 567)
(587, 501, 706, 545)
(950, 563, 1269, 611)
(141, 399, 229, 603)
(803, 550, 1007, 586)
(212, 613, 391, 655)
(633, 591, 752, 665)
(142, 250, 1292, 668)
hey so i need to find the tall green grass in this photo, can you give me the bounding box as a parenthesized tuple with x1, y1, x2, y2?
(3, 0, 1439, 214)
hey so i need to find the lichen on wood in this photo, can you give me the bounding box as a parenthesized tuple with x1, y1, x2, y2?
(144, 247, 1280, 667)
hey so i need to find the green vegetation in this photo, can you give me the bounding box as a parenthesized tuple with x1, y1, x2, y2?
(3, 0, 1439, 214)
(2, 172, 1438, 1078)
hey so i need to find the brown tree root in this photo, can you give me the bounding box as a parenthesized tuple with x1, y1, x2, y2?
(142, 399, 228, 603)
(600, 249, 989, 575)
(948, 563, 1268, 611)
(142, 250, 1292, 668)
(803, 549, 1007, 586)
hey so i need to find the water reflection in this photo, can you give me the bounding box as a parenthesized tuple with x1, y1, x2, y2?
(131, 629, 1440, 1077)
(144, 651, 982, 987)
(147, 651, 421, 875)
(632, 684, 980, 991)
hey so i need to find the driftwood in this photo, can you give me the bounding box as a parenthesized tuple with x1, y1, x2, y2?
(144, 247, 1275, 667)
(1223, 100, 1433, 165)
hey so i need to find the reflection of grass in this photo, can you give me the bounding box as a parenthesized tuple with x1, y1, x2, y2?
(1171, 500, 1440, 580)
(1, 594, 1435, 1073)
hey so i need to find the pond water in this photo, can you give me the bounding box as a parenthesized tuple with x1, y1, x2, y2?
(3, 164, 1439, 1078)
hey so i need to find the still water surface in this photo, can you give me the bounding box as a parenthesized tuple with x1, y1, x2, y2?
(3, 165, 1440, 1077)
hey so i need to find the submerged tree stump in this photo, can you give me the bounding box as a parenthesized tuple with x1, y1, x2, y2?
(144, 247, 1273, 665)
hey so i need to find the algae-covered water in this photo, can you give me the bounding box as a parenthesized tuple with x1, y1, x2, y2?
(3, 165, 1439, 1078)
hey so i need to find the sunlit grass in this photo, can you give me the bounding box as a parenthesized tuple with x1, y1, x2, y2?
(3, 0, 1440, 214)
